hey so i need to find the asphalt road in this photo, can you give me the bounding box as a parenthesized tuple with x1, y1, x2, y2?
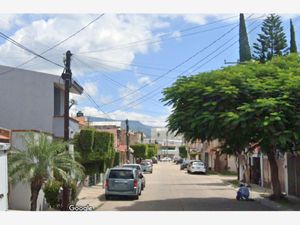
(97, 162, 272, 211)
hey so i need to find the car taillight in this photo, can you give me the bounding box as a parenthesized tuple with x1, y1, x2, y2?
(134, 180, 138, 188)
(105, 179, 109, 188)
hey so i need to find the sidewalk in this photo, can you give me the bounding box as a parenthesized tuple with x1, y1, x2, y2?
(219, 175, 300, 211)
(76, 183, 105, 210)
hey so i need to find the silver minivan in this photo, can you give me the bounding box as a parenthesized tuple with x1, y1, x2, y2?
(104, 167, 142, 200)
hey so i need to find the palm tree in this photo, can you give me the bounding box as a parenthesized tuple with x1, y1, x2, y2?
(8, 132, 84, 211)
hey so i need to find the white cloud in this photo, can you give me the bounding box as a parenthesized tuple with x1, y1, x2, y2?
(83, 82, 98, 97)
(0, 14, 21, 30)
(81, 106, 168, 127)
(99, 95, 112, 104)
(118, 83, 143, 109)
(0, 14, 171, 75)
(183, 14, 208, 25)
(138, 76, 152, 85)
(70, 81, 98, 104)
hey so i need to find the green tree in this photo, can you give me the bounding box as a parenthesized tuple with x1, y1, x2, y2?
(239, 13, 252, 62)
(147, 144, 158, 158)
(163, 54, 300, 199)
(290, 19, 298, 53)
(8, 133, 84, 210)
(131, 144, 148, 159)
(179, 146, 188, 158)
(253, 14, 287, 63)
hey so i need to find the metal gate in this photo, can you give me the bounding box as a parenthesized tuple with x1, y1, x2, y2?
(287, 154, 300, 197)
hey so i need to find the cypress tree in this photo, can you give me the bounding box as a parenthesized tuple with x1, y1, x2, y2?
(253, 14, 287, 63)
(239, 13, 252, 62)
(290, 19, 298, 53)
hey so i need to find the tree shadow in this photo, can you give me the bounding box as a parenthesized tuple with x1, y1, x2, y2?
(112, 197, 274, 211)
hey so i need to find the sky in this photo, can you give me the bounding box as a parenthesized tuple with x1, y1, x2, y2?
(0, 13, 300, 127)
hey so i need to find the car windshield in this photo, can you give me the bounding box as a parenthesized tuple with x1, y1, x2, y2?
(109, 170, 134, 179)
(193, 162, 204, 166)
(123, 165, 141, 170)
(141, 162, 150, 166)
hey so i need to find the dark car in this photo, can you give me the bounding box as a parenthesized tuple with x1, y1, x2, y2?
(180, 159, 190, 170)
(152, 157, 158, 164)
(176, 158, 183, 164)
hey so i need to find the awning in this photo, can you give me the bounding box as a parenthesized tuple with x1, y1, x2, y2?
(0, 134, 9, 140)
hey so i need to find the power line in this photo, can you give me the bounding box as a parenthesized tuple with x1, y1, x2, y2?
(0, 32, 64, 68)
(110, 16, 265, 112)
(97, 19, 244, 107)
(0, 14, 105, 76)
(76, 15, 238, 54)
(73, 56, 169, 112)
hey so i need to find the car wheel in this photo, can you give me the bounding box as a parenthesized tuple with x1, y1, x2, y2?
(134, 194, 139, 200)
(187, 170, 190, 174)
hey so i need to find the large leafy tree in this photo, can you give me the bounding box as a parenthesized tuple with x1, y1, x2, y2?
(239, 13, 252, 62)
(290, 19, 298, 53)
(253, 14, 287, 63)
(8, 133, 84, 210)
(163, 54, 300, 199)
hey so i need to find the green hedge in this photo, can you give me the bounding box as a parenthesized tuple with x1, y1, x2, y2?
(179, 146, 187, 158)
(147, 144, 158, 158)
(131, 144, 148, 158)
(113, 152, 120, 167)
(74, 129, 116, 174)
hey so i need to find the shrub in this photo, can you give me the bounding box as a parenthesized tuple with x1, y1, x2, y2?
(131, 144, 148, 158)
(113, 151, 120, 166)
(147, 144, 158, 158)
(179, 146, 188, 158)
(44, 180, 62, 209)
(79, 129, 95, 152)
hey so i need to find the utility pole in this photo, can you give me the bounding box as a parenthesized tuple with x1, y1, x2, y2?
(62, 50, 72, 141)
(125, 119, 130, 163)
(61, 50, 72, 211)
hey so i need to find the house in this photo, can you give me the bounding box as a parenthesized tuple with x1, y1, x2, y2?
(0, 65, 83, 139)
(199, 139, 237, 173)
(150, 127, 183, 159)
(0, 65, 84, 210)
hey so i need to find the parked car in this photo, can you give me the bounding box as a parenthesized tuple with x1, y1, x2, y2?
(140, 160, 153, 173)
(187, 160, 207, 174)
(176, 158, 183, 164)
(123, 164, 146, 190)
(104, 167, 142, 200)
(173, 156, 180, 163)
(152, 156, 158, 164)
(145, 159, 153, 166)
(180, 159, 189, 170)
(161, 157, 171, 162)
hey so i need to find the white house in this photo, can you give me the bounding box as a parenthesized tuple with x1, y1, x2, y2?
(0, 65, 84, 210)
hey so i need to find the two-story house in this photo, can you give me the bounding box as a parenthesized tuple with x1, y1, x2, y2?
(0, 65, 84, 210)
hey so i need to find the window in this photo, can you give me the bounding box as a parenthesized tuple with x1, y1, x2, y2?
(109, 170, 134, 179)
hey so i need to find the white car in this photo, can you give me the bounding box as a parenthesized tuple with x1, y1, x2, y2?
(187, 161, 207, 174)
(161, 157, 171, 162)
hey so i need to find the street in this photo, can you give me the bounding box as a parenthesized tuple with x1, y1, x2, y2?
(97, 162, 272, 211)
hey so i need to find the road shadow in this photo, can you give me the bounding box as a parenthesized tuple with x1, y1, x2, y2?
(110, 197, 273, 211)
(98, 193, 138, 202)
(172, 182, 232, 187)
